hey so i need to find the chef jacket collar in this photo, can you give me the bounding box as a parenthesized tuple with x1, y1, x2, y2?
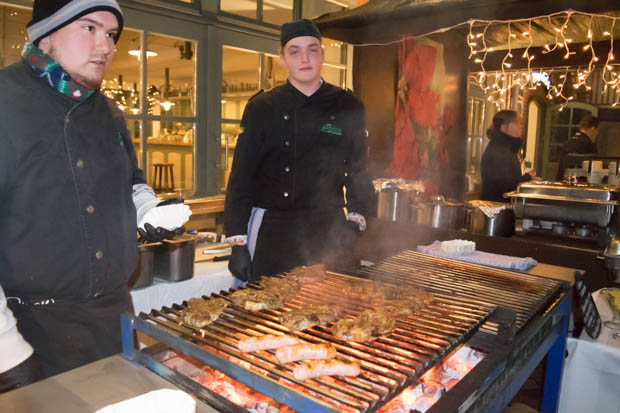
(283, 78, 329, 108)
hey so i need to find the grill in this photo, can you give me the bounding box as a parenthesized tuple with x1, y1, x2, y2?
(121, 250, 567, 413)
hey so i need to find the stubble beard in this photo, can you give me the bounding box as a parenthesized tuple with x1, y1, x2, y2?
(47, 44, 105, 91)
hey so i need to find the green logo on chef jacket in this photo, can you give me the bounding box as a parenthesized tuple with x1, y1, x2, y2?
(321, 123, 342, 136)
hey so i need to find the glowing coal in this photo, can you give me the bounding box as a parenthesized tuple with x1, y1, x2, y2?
(378, 345, 486, 413)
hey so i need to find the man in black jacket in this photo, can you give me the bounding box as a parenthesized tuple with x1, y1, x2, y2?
(0, 0, 188, 389)
(224, 19, 374, 282)
(556, 115, 600, 180)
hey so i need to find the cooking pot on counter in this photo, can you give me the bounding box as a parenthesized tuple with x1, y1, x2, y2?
(376, 180, 424, 223)
(465, 200, 515, 237)
(129, 241, 162, 289)
(153, 233, 196, 282)
(412, 195, 464, 229)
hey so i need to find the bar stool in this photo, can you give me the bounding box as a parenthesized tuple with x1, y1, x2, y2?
(152, 163, 175, 193)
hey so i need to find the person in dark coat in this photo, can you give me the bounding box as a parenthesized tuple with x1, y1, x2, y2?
(224, 19, 374, 282)
(0, 0, 189, 390)
(556, 115, 600, 180)
(480, 110, 538, 202)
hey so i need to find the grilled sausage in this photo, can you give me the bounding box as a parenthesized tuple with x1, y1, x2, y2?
(237, 334, 300, 353)
(275, 343, 336, 363)
(293, 359, 361, 380)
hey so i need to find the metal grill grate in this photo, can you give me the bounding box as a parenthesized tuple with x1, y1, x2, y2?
(137, 251, 563, 412)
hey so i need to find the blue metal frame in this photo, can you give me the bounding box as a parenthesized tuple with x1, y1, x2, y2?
(481, 288, 572, 413)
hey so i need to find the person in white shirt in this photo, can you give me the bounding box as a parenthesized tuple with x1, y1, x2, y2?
(0, 286, 40, 393)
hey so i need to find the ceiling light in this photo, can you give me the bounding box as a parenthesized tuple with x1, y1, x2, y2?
(128, 50, 158, 59)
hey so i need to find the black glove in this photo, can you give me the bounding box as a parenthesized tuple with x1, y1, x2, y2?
(0, 354, 43, 394)
(340, 220, 360, 250)
(138, 198, 186, 242)
(138, 222, 185, 243)
(229, 245, 253, 282)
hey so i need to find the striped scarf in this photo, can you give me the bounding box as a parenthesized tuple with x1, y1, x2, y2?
(22, 43, 93, 102)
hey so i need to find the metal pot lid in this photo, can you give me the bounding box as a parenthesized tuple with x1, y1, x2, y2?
(507, 181, 620, 202)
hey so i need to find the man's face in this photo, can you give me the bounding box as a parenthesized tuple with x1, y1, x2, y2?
(279, 36, 324, 86)
(38, 11, 119, 90)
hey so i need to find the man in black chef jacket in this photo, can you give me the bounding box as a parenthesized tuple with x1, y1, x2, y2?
(224, 19, 374, 282)
(0, 0, 188, 388)
(556, 115, 600, 180)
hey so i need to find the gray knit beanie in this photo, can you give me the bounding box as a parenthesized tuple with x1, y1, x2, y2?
(27, 0, 124, 46)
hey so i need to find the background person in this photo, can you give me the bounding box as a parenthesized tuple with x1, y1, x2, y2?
(224, 19, 374, 282)
(556, 115, 600, 180)
(0, 0, 188, 385)
(480, 110, 538, 202)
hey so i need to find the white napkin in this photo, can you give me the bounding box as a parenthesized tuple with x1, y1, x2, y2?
(418, 240, 537, 271)
(139, 204, 192, 231)
(95, 389, 196, 413)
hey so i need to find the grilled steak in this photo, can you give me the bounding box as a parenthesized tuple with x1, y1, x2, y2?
(275, 343, 336, 363)
(238, 334, 300, 353)
(229, 289, 283, 311)
(279, 304, 338, 331)
(293, 359, 361, 380)
(342, 280, 387, 300)
(331, 318, 372, 342)
(285, 264, 327, 284)
(182, 297, 229, 328)
(260, 276, 300, 301)
(370, 298, 413, 316)
(332, 310, 396, 342)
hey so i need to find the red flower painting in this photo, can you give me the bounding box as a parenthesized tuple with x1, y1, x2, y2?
(386, 37, 451, 194)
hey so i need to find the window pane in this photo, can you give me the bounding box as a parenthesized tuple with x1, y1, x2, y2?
(0, 6, 31, 68)
(550, 126, 569, 144)
(221, 0, 257, 20)
(103, 29, 142, 115)
(220, 122, 242, 192)
(263, 0, 293, 26)
(222, 47, 260, 120)
(572, 108, 590, 125)
(127, 119, 143, 168)
(550, 106, 570, 125)
(302, 0, 344, 19)
(323, 37, 346, 65)
(265, 54, 288, 90)
(322, 65, 345, 88)
(147, 33, 196, 117)
(145, 121, 195, 194)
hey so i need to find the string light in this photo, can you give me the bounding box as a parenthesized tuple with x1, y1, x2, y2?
(465, 11, 620, 108)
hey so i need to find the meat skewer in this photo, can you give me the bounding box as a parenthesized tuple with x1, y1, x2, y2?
(275, 343, 336, 363)
(237, 334, 300, 353)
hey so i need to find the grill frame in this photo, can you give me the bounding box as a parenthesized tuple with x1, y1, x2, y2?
(121, 251, 567, 413)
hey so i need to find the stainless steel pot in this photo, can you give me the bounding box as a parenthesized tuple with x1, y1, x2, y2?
(414, 195, 463, 229)
(129, 241, 162, 289)
(153, 234, 196, 282)
(466, 201, 515, 237)
(377, 184, 410, 223)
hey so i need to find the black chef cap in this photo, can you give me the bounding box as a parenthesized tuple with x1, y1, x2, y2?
(280, 19, 322, 48)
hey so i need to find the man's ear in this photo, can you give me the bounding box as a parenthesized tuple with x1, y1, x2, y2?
(38, 36, 51, 53)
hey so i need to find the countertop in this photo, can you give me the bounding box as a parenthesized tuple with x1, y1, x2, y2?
(0, 355, 219, 413)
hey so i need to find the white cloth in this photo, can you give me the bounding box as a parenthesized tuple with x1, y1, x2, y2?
(417, 240, 537, 271)
(247, 207, 266, 260)
(130, 261, 235, 315)
(0, 286, 33, 373)
(559, 290, 620, 413)
(138, 203, 192, 231)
